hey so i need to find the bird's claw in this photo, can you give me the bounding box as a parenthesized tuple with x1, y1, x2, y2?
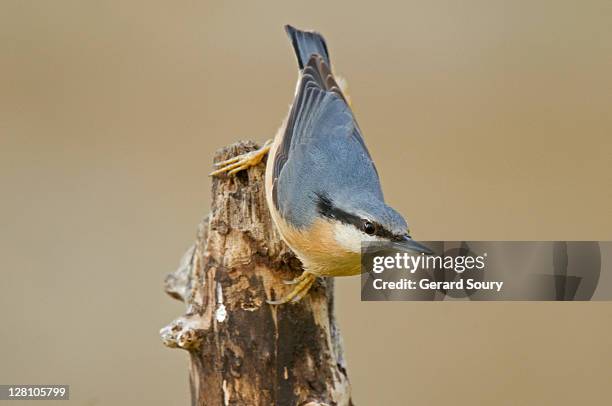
(268, 272, 317, 305)
(282, 277, 301, 285)
(210, 139, 273, 177)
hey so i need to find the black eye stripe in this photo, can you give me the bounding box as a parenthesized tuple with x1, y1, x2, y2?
(315, 192, 335, 217)
(314, 192, 402, 240)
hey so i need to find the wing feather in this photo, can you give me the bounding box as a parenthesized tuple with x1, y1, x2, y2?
(272, 55, 377, 212)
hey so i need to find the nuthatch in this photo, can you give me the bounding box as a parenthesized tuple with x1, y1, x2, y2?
(212, 25, 431, 304)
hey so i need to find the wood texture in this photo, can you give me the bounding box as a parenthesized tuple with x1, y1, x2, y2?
(160, 141, 352, 406)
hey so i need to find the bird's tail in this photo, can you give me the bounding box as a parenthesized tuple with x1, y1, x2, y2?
(285, 25, 331, 70)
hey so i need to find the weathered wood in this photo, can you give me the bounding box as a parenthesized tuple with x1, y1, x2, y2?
(161, 141, 352, 406)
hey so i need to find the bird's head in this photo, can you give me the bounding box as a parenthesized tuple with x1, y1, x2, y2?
(314, 192, 432, 255)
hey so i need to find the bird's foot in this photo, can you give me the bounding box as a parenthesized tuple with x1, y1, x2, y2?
(210, 139, 273, 176)
(268, 272, 317, 305)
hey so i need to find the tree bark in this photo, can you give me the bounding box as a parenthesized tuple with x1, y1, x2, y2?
(160, 141, 353, 406)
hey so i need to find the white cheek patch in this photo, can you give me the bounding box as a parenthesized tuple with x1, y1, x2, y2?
(333, 223, 384, 253)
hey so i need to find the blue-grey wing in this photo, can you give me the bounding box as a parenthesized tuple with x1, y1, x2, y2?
(272, 55, 382, 228)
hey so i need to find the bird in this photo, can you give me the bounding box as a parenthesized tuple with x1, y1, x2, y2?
(211, 25, 431, 304)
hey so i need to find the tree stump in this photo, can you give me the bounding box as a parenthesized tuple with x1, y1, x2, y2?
(160, 141, 353, 406)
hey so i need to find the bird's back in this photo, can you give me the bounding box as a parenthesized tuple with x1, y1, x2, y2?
(269, 26, 383, 230)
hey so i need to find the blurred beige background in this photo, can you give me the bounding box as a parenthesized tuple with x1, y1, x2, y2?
(1, 1, 611, 405)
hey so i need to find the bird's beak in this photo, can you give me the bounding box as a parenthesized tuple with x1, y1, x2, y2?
(392, 236, 434, 255)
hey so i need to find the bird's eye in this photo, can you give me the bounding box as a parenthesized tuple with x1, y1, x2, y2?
(362, 220, 376, 235)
